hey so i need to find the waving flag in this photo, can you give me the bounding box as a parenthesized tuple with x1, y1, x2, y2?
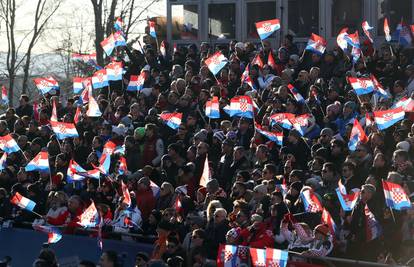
(266, 248, 288, 267)
(160, 112, 182, 130)
(351, 46, 362, 64)
(321, 208, 337, 236)
(150, 180, 160, 198)
(0, 134, 20, 153)
(51, 98, 58, 122)
(74, 106, 81, 124)
(255, 19, 280, 40)
(199, 155, 211, 188)
(205, 96, 220, 119)
(114, 17, 124, 31)
(255, 122, 283, 145)
(301, 188, 323, 213)
(384, 18, 391, 42)
(11, 192, 36, 212)
(251, 54, 264, 69)
(67, 159, 88, 182)
(370, 74, 389, 98)
(118, 156, 128, 175)
(396, 21, 412, 47)
(348, 77, 374, 95)
(270, 113, 295, 129)
(92, 69, 109, 89)
(305, 33, 327, 55)
(392, 97, 414, 112)
(114, 145, 125, 155)
(268, 52, 276, 70)
(148, 21, 157, 38)
(103, 140, 116, 155)
(337, 27, 349, 51)
(362, 21, 374, 43)
(336, 180, 360, 211)
(33, 225, 62, 244)
(290, 113, 311, 136)
(217, 244, 238, 267)
(241, 64, 254, 90)
(86, 95, 102, 117)
(373, 107, 405, 130)
(382, 180, 411, 210)
(121, 180, 131, 207)
(50, 121, 79, 140)
(345, 31, 360, 48)
(365, 204, 382, 242)
(127, 72, 146, 91)
(348, 119, 368, 151)
(1, 86, 8, 105)
(249, 248, 267, 267)
(174, 196, 183, 214)
(79, 201, 99, 228)
(72, 53, 96, 63)
(287, 84, 305, 103)
(96, 153, 110, 176)
(205, 51, 228, 76)
(0, 152, 7, 171)
(101, 35, 116, 56)
(33, 77, 59, 94)
(25, 151, 49, 172)
(73, 77, 85, 94)
(160, 40, 167, 57)
(228, 96, 254, 118)
(105, 61, 123, 81)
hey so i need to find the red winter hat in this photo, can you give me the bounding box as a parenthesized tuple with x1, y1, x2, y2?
(314, 224, 330, 236)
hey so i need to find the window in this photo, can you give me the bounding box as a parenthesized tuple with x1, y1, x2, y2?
(246, 1, 277, 39)
(377, 0, 412, 35)
(171, 4, 198, 40)
(208, 3, 236, 39)
(331, 0, 363, 36)
(288, 0, 319, 37)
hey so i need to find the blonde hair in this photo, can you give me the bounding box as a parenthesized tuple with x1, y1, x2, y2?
(206, 200, 223, 222)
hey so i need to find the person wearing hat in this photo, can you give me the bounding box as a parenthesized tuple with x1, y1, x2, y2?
(239, 213, 274, 248)
(300, 224, 333, 257)
(318, 128, 334, 148)
(250, 184, 271, 218)
(335, 101, 357, 137)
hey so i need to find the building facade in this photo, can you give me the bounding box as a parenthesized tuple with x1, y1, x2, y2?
(166, 0, 413, 48)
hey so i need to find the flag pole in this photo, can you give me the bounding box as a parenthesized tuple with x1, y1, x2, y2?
(31, 210, 43, 218)
(382, 179, 396, 223)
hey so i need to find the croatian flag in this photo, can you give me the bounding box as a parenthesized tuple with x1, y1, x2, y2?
(305, 33, 327, 55)
(127, 72, 146, 91)
(33, 77, 59, 94)
(150, 180, 160, 198)
(72, 53, 97, 63)
(345, 31, 360, 48)
(0, 152, 7, 171)
(269, 113, 295, 129)
(255, 122, 283, 145)
(114, 17, 124, 31)
(351, 46, 362, 64)
(92, 69, 109, 89)
(50, 121, 79, 140)
(348, 119, 368, 151)
(101, 35, 116, 56)
(114, 145, 125, 155)
(205, 96, 220, 119)
(103, 140, 116, 155)
(287, 84, 305, 103)
(396, 21, 412, 47)
(321, 208, 337, 236)
(149, 20, 157, 38)
(348, 77, 374, 95)
(96, 153, 110, 176)
(382, 180, 412, 210)
(384, 18, 391, 42)
(268, 52, 276, 70)
(255, 19, 280, 40)
(249, 248, 267, 267)
(79, 201, 99, 228)
(290, 113, 310, 136)
(0, 134, 21, 153)
(121, 181, 131, 207)
(251, 54, 264, 69)
(370, 74, 389, 98)
(228, 96, 254, 118)
(10, 192, 36, 212)
(241, 64, 254, 90)
(51, 98, 58, 122)
(335, 180, 360, 211)
(73, 77, 85, 94)
(266, 248, 288, 267)
(199, 155, 211, 188)
(205, 51, 228, 76)
(118, 156, 128, 175)
(362, 21, 374, 43)
(74, 106, 81, 124)
(160, 40, 166, 57)
(174, 197, 183, 214)
(160, 112, 182, 130)
(301, 188, 323, 213)
(25, 151, 49, 172)
(67, 159, 88, 182)
(105, 61, 123, 81)
(86, 95, 102, 117)
(373, 106, 405, 130)
(392, 97, 414, 112)
(365, 204, 382, 242)
(337, 27, 349, 51)
(1, 86, 8, 105)
(217, 244, 238, 267)
(33, 225, 62, 244)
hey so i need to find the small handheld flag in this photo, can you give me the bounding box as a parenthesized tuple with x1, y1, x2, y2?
(79, 201, 99, 228)
(0, 152, 7, 171)
(160, 112, 182, 130)
(127, 72, 146, 91)
(268, 52, 276, 71)
(382, 180, 412, 210)
(384, 18, 391, 42)
(255, 19, 280, 40)
(301, 188, 323, 213)
(205, 96, 220, 119)
(1, 86, 8, 105)
(335, 180, 360, 211)
(392, 97, 414, 112)
(50, 121, 79, 140)
(254, 122, 283, 145)
(347, 77, 374, 95)
(373, 107, 405, 130)
(92, 69, 109, 89)
(33, 225, 62, 244)
(0, 134, 21, 153)
(149, 21, 157, 38)
(337, 27, 349, 51)
(86, 95, 102, 117)
(199, 155, 211, 187)
(105, 61, 123, 81)
(362, 21, 374, 43)
(249, 248, 267, 267)
(121, 181, 131, 207)
(287, 84, 305, 103)
(305, 33, 327, 55)
(266, 248, 288, 267)
(118, 156, 128, 175)
(25, 151, 49, 172)
(228, 96, 254, 118)
(205, 51, 228, 76)
(365, 204, 382, 242)
(348, 119, 368, 151)
(114, 17, 124, 32)
(33, 77, 59, 95)
(11, 192, 36, 212)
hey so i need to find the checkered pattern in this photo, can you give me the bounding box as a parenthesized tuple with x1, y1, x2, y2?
(263, 23, 272, 32)
(391, 188, 404, 203)
(224, 251, 234, 262)
(254, 261, 266, 267)
(307, 203, 319, 213)
(267, 262, 280, 267)
(359, 79, 368, 88)
(237, 246, 249, 261)
(239, 98, 248, 112)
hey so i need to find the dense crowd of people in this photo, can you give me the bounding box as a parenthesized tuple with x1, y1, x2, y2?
(1, 33, 414, 267)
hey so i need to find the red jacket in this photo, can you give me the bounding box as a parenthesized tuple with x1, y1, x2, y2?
(47, 208, 83, 234)
(239, 222, 274, 248)
(135, 188, 156, 220)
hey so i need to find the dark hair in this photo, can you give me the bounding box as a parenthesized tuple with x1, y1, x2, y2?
(79, 260, 96, 267)
(323, 162, 336, 174)
(342, 161, 356, 173)
(264, 163, 277, 175)
(103, 251, 119, 267)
